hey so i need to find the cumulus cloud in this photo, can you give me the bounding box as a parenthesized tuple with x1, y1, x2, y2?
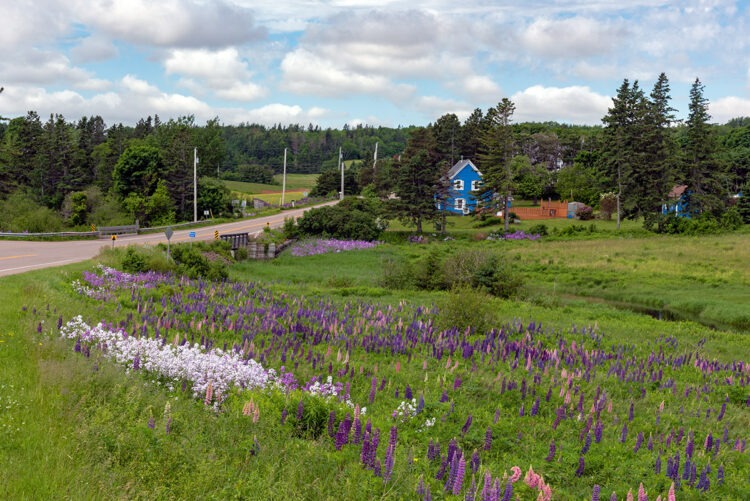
(280, 48, 415, 99)
(70, 36, 118, 64)
(164, 48, 267, 101)
(520, 16, 627, 58)
(72, 0, 267, 48)
(708, 96, 750, 124)
(511, 85, 611, 125)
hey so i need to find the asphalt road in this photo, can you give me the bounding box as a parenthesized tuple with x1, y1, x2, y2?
(0, 202, 336, 277)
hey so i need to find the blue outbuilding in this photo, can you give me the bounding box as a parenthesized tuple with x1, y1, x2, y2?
(437, 159, 490, 215)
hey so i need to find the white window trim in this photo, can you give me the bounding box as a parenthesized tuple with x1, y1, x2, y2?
(471, 180, 482, 191)
(455, 198, 465, 210)
(453, 179, 464, 191)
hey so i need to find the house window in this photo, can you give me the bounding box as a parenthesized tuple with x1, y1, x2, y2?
(471, 180, 482, 191)
(455, 198, 465, 210)
(453, 179, 464, 191)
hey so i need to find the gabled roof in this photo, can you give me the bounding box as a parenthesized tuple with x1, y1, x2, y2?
(447, 159, 482, 179)
(668, 185, 688, 198)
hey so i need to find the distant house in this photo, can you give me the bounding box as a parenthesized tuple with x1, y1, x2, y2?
(662, 185, 690, 217)
(437, 159, 489, 215)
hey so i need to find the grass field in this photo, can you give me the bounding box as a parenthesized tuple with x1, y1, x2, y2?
(1, 221, 749, 500)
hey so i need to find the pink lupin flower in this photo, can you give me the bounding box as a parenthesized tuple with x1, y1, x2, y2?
(637, 483, 647, 501)
(524, 466, 539, 488)
(626, 489, 634, 501)
(667, 482, 675, 501)
(509, 466, 521, 483)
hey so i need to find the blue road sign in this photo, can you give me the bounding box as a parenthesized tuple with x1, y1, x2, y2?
(189, 231, 196, 238)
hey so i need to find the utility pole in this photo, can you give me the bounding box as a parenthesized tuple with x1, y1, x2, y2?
(373, 142, 378, 173)
(193, 147, 199, 222)
(281, 148, 287, 206)
(339, 147, 344, 200)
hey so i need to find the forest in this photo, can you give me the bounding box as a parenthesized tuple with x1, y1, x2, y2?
(1, 74, 749, 232)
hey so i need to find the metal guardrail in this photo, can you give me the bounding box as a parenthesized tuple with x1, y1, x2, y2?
(0, 231, 99, 238)
(97, 224, 139, 236)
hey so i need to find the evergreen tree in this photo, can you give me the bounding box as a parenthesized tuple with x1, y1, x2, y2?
(600, 79, 645, 228)
(390, 127, 442, 233)
(477, 98, 517, 231)
(683, 78, 726, 215)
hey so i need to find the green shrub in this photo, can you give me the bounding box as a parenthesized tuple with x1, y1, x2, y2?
(436, 286, 496, 334)
(443, 249, 524, 298)
(294, 201, 382, 241)
(720, 206, 743, 230)
(122, 246, 147, 273)
(379, 256, 416, 290)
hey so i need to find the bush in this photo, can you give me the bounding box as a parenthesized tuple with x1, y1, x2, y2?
(443, 249, 524, 298)
(527, 224, 549, 236)
(576, 205, 594, 220)
(436, 286, 496, 335)
(294, 199, 383, 241)
(720, 206, 743, 231)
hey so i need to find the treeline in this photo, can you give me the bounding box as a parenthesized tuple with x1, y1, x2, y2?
(320, 75, 750, 234)
(2, 73, 750, 232)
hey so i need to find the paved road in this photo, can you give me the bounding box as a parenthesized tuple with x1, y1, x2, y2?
(0, 202, 336, 277)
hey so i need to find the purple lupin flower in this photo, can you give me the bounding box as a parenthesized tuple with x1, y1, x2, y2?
(634, 431, 644, 453)
(147, 416, 155, 429)
(620, 423, 628, 443)
(470, 449, 480, 473)
(494, 408, 500, 424)
(369, 377, 377, 404)
(296, 400, 304, 421)
(629, 401, 634, 422)
(484, 426, 492, 451)
(452, 453, 466, 495)
(462, 414, 473, 435)
(280, 408, 288, 425)
(481, 472, 492, 501)
(465, 475, 476, 501)
(655, 454, 661, 475)
(609, 492, 617, 501)
(405, 384, 413, 400)
(717, 464, 724, 484)
(531, 397, 540, 416)
(581, 432, 592, 455)
(545, 440, 556, 461)
(501, 480, 513, 501)
(592, 484, 601, 501)
(594, 420, 603, 443)
(717, 401, 726, 421)
(575, 455, 585, 476)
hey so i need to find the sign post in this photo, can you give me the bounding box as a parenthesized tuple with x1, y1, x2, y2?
(189, 230, 196, 248)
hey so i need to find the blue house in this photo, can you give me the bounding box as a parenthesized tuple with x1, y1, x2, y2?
(662, 185, 691, 217)
(437, 159, 488, 215)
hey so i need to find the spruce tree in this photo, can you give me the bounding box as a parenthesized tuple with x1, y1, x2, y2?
(477, 98, 517, 232)
(683, 78, 726, 215)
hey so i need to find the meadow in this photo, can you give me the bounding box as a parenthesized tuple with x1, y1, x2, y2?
(1, 218, 749, 500)
(224, 174, 319, 206)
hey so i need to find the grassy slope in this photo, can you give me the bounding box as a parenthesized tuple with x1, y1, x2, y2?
(1, 225, 750, 499)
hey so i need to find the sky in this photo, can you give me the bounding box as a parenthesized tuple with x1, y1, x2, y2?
(2, 0, 750, 129)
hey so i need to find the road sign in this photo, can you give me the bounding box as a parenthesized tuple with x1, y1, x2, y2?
(165, 226, 174, 240)
(189, 231, 196, 238)
(214, 230, 219, 240)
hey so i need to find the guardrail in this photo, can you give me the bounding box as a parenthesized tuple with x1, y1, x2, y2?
(0, 231, 99, 238)
(97, 224, 139, 237)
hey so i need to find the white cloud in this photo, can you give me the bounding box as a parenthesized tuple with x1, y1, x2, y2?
(164, 48, 267, 101)
(708, 96, 750, 124)
(280, 49, 414, 99)
(511, 85, 611, 125)
(224, 103, 332, 125)
(70, 36, 118, 63)
(520, 16, 626, 58)
(72, 0, 266, 48)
